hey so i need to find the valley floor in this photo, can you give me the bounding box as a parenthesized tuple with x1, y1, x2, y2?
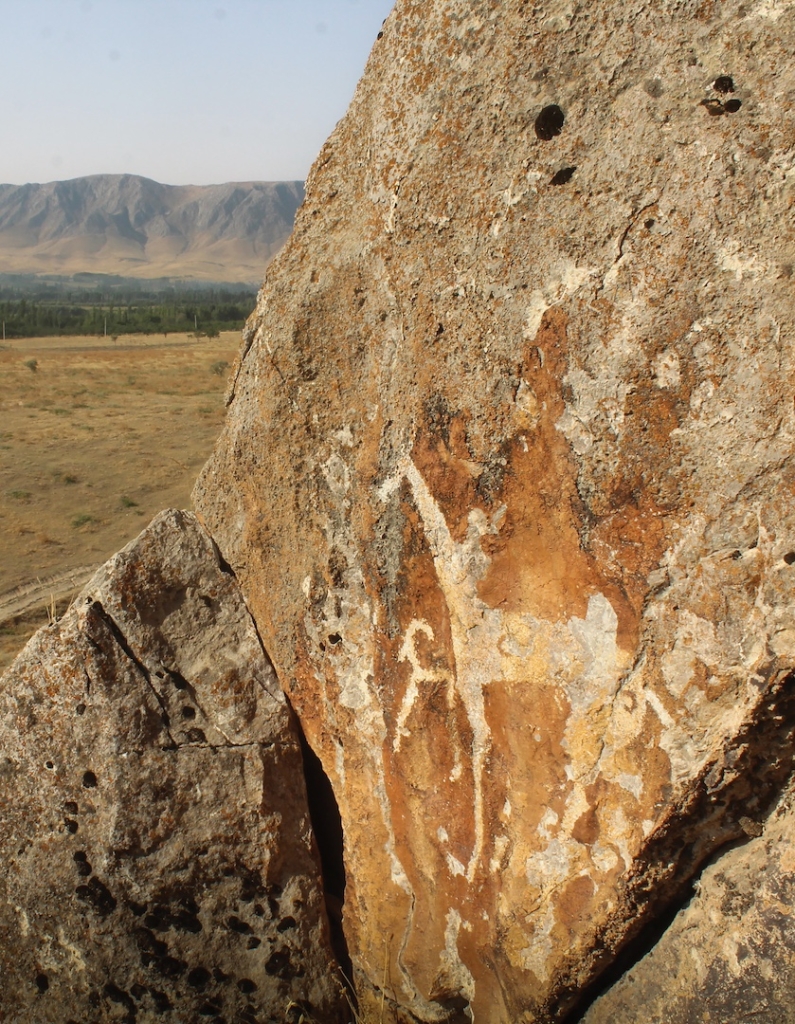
(0, 331, 239, 669)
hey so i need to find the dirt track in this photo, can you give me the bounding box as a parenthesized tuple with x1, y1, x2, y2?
(0, 564, 98, 626)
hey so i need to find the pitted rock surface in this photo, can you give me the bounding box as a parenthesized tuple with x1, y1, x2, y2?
(0, 510, 344, 1024)
(194, 0, 795, 1020)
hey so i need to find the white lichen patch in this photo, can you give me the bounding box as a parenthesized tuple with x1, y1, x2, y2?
(522, 261, 594, 341)
(653, 348, 681, 389)
(718, 240, 767, 281)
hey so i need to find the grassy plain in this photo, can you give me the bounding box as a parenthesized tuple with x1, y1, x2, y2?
(0, 331, 239, 668)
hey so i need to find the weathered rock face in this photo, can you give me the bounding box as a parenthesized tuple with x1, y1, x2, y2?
(583, 782, 795, 1024)
(0, 510, 344, 1024)
(194, 0, 795, 1019)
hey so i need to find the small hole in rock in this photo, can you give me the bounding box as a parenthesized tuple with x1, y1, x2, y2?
(713, 75, 735, 93)
(35, 974, 49, 993)
(724, 98, 742, 113)
(701, 98, 725, 116)
(278, 916, 297, 932)
(328, 633, 342, 645)
(82, 771, 97, 788)
(253, 904, 265, 916)
(212, 968, 228, 983)
(151, 990, 173, 1013)
(181, 706, 196, 720)
(550, 166, 576, 186)
(227, 915, 253, 935)
(783, 552, 795, 565)
(73, 852, 91, 876)
(65, 819, 79, 834)
(644, 218, 656, 229)
(45, 761, 54, 770)
(187, 728, 206, 744)
(65, 801, 78, 814)
(535, 103, 564, 140)
(76, 703, 86, 716)
(187, 967, 212, 990)
(247, 937, 261, 949)
(238, 979, 257, 994)
(265, 949, 295, 979)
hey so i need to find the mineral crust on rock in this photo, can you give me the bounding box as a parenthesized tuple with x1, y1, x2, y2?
(194, 0, 795, 1019)
(0, 510, 345, 1024)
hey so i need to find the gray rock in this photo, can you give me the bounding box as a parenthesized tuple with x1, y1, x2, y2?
(583, 782, 795, 1023)
(0, 509, 345, 1023)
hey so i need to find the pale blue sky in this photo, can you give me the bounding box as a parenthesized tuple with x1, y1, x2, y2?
(0, 0, 394, 186)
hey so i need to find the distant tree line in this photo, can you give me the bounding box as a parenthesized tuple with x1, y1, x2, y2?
(0, 278, 257, 339)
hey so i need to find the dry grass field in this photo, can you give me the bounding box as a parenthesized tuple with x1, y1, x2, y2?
(0, 331, 240, 669)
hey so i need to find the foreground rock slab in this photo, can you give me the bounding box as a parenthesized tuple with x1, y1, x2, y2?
(0, 509, 344, 1024)
(195, 0, 795, 1019)
(583, 782, 795, 1024)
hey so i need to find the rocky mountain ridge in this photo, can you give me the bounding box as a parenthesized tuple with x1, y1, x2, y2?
(0, 174, 304, 283)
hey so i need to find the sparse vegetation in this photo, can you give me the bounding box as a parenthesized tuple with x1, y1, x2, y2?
(24, 358, 37, 372)
(120, 496, 138, 508)
(210, 360, 230, 376)
(71, 513, 95, 529)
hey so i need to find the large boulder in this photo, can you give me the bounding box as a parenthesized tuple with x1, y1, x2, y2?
(0, 510, 345, 1024)
(194, 0, 795, 1020)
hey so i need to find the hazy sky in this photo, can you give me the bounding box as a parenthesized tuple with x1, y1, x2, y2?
(0, 0, 394, 186)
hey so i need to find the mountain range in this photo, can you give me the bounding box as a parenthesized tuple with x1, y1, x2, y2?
(0, 174, 304, 284)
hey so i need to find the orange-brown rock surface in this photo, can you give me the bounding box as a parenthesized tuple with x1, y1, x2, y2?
(0, 510, 345, 1023)
(194, 0, 795, 1020)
